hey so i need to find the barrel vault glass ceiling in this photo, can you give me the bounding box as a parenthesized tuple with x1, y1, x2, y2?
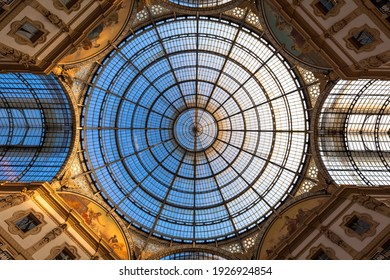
(167, 0, 233, 8)
(81, 15, 310, 243)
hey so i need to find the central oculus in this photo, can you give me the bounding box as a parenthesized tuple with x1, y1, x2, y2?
(173, 108, 218, 152)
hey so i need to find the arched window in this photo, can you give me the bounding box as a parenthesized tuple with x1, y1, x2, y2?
(318, 79, 390, 186)
(0, 73, 73, 182)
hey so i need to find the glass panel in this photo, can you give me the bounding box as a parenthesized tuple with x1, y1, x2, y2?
(319, 80, 390, 186)
(168, 0, 232, 8)
(0, 73, 72, 182)
(82, 16, 309, 242)
(161, 251, 226, 260)
(0, 109, 43, 146)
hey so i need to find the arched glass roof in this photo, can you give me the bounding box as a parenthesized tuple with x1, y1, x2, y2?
(0, 73, 72, 182)
(167, 0, 233, 8)
(161, 251, 226, 260)
(319, 79, 390, 186)
(81, 16, 309, 243)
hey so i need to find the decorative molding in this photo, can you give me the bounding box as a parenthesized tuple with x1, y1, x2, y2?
(0, 183, 120, 260)
(254, 192, 330, 259)
(326, 19, 348, 36)
(0, 226, 32, 259)
(356, 223, 390, 259)
(29, 224, 68, 253)
(145, 244, 241, 260)
(53, 0, 82, 14)
(98, 0, 116, 5)
(352, 194, 390, 217)
(5, 209, 47, 239)
(0, 0, 30, 31)
(55, 189, 136, 259)
(320, 226, 358, 257)
(0, 45, 36, 66)
(341, 211, 379, 241)
(382, 199, 390, 208)
(43, 10, 70, 32)
(29, 0, 70, 32)
(46, 242, 80, 260)
(355, 51, 390, 69)
(8, 17, 48, 47)
(324, 7, 362, 37)
(359, 0, 390, 38)
(292, 0, 303, 6)
(0, 248, 14, 260)
(311, 0, 346, 20)
(53, 170, 80, 190)
(0, 188, 35, 211)
(58, 0, 135, 68)
(159, 0, 244, 15)
(307, 244, 338, 259)
(256, 0, 332, 72)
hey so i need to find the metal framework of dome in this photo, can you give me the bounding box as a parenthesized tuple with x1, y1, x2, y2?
(81, 16, 309, 243)
(318, 79, 390, 186)
(166, 0, 233, 8)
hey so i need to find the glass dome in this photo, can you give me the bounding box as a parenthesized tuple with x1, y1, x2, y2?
(81, 16, 309, 243)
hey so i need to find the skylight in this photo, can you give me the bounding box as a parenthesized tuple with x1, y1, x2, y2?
(81, 16, 309, 243)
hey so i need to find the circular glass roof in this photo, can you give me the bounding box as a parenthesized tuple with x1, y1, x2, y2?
(82, 16, 309, 243)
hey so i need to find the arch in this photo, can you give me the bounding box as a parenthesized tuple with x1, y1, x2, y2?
(315, 79, 390, 186)
(0, 73, 73, 182)
(145, 245, 240, 260)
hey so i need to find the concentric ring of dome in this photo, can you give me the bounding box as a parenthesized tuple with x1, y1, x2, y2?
(174, 108, 218, 152)
(81, 16, 309, 243)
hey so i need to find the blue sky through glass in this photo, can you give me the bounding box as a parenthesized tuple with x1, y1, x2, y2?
(168, 0, 232, 8)
(82, 16, 309, 242)
(0, 73, 72, 182)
